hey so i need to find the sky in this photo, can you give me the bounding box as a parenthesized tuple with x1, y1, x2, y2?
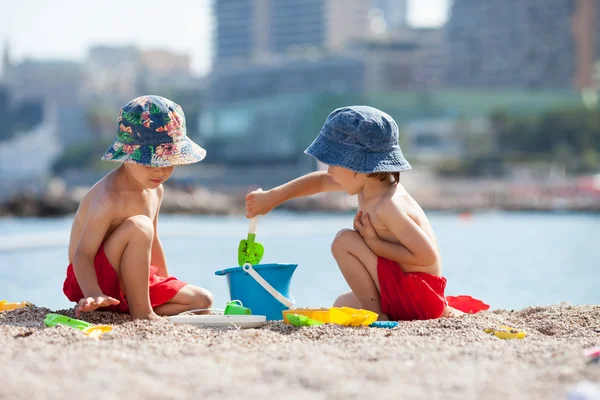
(0, 0, 450, 76)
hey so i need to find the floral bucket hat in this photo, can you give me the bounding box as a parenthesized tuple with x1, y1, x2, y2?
(102, 95, 206, 167)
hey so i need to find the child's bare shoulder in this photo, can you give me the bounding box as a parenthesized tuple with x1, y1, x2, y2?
(374, 188, 427, 225)
(374, 188, 409, 215)
(78, 176, 123, 219)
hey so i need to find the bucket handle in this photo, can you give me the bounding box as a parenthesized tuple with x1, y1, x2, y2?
(242, 263, 295, 309)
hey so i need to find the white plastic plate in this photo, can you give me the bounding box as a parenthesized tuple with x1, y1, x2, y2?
(167, 314, 267, 329)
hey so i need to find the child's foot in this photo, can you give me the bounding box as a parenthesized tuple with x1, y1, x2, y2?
(377, 313, 390, 321)
(131, 312, 161, 321)
(442, 306, 465, 318)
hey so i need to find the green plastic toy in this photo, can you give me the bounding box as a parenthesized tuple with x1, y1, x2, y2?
(224, 300, 252, 315)
(287, 314, 324, 327)
(238, 216, 264, 266)
(44, 313, 113, 338)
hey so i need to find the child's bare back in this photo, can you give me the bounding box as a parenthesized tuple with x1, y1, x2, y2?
(62, 95, 212, 320)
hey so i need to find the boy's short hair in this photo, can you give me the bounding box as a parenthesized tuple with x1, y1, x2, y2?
(368, 172, 400, 184)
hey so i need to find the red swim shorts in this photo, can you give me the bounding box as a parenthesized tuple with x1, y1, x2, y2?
(63, 245, 187, 313)
(377, 256, 447, 321)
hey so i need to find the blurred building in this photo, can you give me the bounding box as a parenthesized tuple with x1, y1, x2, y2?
(350, 27, 446, 90)
(405, 118, 493, 161)
(84, 46, 141, 103)
(446, 0, 598, 89)
(215, 0, 373, 65)
(375, 0, 408, 31)
(206, 0, 449, 165)
(84, 45, 196, 104)
(1, 40, 10, 78)
(1, 45, 87, 146)
(0, 61, 60, 197)
(211, 0, 446, 101)
(209, 26, 446, 107)
(0, 85, 12, 141)
(0, 114, 60, 199)
(202, 54, 364, 165)
(209, 55, 365, 103)
(2, 59, 84, 105)
(141, 50, 191, 76)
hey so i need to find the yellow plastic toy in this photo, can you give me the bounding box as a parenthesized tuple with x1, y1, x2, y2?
(283, 308, 330, 324)
(282, 307, 378, 326)
(81, 325, 113, 339)
(0, 300, 29, 311)
(484, 326, 526, 340)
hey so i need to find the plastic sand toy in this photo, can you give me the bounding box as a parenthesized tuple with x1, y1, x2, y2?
(224, 300, 252, 315)
(44, 313, 113, 339)
(446, 295, 490, 314)
(238, 217, 264, 266)
(283, 308, 329, 324)
(369, 321, 399, 329)
(168, 301, 265, 328)
(484, 326, 526, 340)
(0, 300, 29, 311)
(282, 307, 378, 327)
(287, 314, 324, 327)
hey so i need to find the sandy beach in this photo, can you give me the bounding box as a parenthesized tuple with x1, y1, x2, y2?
(1, 304, 599, 400)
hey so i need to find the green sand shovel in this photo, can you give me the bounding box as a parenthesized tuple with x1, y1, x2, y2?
(43, 313, 113, 338)
(238, 216, 264, 266)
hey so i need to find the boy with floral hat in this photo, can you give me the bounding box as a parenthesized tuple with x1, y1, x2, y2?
(246, 106, 463, 321)
(63, 95, 212, 320)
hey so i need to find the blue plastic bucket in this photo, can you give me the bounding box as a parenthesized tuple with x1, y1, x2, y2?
(215, 263, 297, 321)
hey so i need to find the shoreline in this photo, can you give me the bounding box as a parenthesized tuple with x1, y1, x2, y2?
(1, 186, 599, 218)
(1, 303, 599, 399)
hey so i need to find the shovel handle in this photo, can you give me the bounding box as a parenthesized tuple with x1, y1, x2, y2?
(248, 216, 259, 234)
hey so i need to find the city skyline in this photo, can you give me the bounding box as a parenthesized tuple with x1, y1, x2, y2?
(0, 0, 449, 76)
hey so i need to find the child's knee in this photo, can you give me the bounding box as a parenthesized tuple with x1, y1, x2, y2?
(189, 286, 213, 309)
(333, 292, 361, 308)
(331, 229, 361, 255)
(122, 215, 154, 242)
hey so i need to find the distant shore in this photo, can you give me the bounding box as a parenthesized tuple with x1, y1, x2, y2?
(1, 181, 599, 217)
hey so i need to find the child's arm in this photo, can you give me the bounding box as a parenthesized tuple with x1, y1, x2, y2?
(151, 186, 169, 277)
(355, 205, 438, 268)
(73, 197, 120, 316)
(245, 171, 343, 217)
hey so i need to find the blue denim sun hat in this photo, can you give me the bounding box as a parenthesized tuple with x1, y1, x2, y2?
(102, 95, 206, 167)
(305, 106, 411, 173)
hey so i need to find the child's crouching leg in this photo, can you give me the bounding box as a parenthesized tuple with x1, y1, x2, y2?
(330, 229, 388, 319)
(333, 291, 390, 321)
(103, 215, 156, 320)
(154, 285, 213, 316)
(333, 291, 362, 308)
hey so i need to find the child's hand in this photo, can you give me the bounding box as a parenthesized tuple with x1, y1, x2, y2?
(354, 211, 380, 242)
(353, 211, 363, 232)
(245, 188, 275, 218)
(75, 294, 120, 317)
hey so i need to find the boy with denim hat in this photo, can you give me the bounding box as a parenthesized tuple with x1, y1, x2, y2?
(63, 95, 213, 320)
(246, 106, 462, 321)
